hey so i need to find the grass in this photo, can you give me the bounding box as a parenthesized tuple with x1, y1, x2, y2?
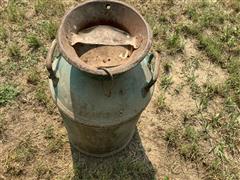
(43, 125, 64, 153)
(27, 69, 40, 85)
(44, 125, 54, 139)
(0, 84, 19, 106)
(165, 128, 180, 148)
(39, 20, 58, 40)
(8, 43, 21, 59)
(34, 0, 65, 17)
(0, 116, 7, 140)
(180, 143, 200, 161)
(166, 32, 184, 54)
(160, 75, 173, 90)
(4, 136, 36, 176)
(0, 27, 8, 41)
(198, 35, 224, 66)
(6, 0, 25, 23)
(73, 151, 155, 180)
(47, 136, 64, 153)
(184, 126, 199, 142)
(35, 85, 48, 106)
(26, 35, 41, 49)
(157, 94, 167, 111)
(35, 163, 52, 179)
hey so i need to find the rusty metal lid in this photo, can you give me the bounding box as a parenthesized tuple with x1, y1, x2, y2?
(57, 0, 152, 76)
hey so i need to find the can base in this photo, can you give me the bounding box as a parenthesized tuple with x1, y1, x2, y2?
(70, 128, 136, 158)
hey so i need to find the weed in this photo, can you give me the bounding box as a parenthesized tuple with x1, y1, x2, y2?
(26, 35, 41, 49)
(48, 136, 64, 153)
(213, 142, 227, 161)
(198, 35, 224, 66)
(27, 69, 40, 85)
(35, 163, 52, 179)
(222, 116, 240, 155)
(221, 26, 240, 50)
(180, 142, 200, 161)
(178, 23, 200, 37)
(164, 176, 169, 180)
(4, 136, 36, 176)
(165, 128, 180, 148)
(185, 6, 198, 21)
(174, 83, 184, 94)
(226, 57, 240, 107)
(184, 126, 199, 142)
(35, 0, 64, 17)
(0, 27, 8, 41)
(0, 84, 19, 106)
(160, 75, 173, 90)
(210, 113, 222, 128)
(6, 0, 24, 23)
(198, 82, 219, 110)
(157, 94, 167, 110)
(199, 7, 225, 29)
(8, 43, 21, 59)
(0, 116, 7, 140)
(39, 20, 58, 40)
(166, 32, 184, 54)
(35, 85, 48, 105)
(163, 62, 172, 74)
(44, 125, 54, 139)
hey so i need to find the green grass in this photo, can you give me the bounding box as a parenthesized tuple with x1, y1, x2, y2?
(8, 43, 21, 59)
(39, 20, 58, 40)
(6, 0, 25, 23)
(47, 136, 64, 153)
(44, 125, 54, 139)
(166, 32, 184, 54)
(0, 116, 7, 140)
(34, 0, 64, 17)
(0, 84, 19, 106)
(26, 35, 41, 49)
(43, 125, 64, 153)
(180, 143, 200, 161)
(0, 27, 8, 42)
(35, 163, 52, 179)
(160, 75, 173, 90)
(198, 35, 224, 66)
(165, 128, 180, 148)
(35, 85, 48, 105)
(27, 69, 40, 85)
(4, 137, 36, 176)
(157, 94, 167, 110)
(184, 126, 199, 142)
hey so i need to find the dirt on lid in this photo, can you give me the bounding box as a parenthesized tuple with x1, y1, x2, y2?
(72, 25, 136, 68)
(74, 44, 132, 68)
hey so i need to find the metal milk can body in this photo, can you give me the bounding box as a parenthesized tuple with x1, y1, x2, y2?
(48, 48, 159, 157)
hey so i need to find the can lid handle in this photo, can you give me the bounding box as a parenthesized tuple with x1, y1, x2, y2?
(143, 51, 160, 96)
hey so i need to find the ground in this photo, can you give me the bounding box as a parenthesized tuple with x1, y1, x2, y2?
(0, 0, 240, 179)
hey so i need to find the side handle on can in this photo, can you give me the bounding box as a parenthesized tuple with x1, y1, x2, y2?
(46, 39, 57, 80)
(143, 51, 160, 96)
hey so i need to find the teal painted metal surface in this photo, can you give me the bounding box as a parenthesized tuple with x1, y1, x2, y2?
(48, 44, 159, 157)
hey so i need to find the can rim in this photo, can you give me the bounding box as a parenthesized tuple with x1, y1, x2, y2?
(57, 0, 152, 76)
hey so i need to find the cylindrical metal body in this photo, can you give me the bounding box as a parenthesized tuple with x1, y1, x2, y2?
(49, 54, 155, 157)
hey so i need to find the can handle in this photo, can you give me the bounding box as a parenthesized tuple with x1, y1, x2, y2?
(46, 39, 57, 80)
(143, 51, 160, 95)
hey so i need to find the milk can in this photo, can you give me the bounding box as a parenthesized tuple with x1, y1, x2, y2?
(46, 0, 160, 157)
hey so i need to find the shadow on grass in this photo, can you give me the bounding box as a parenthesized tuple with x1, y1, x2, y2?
(70, 130, 156, 180)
